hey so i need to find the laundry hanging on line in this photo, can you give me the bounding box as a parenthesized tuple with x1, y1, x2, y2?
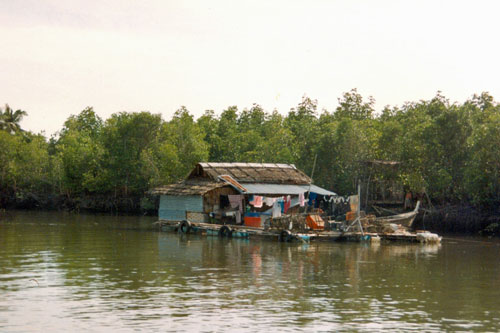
(228, 194, 243, 213)
(272, 200, 281, 218)
(308, 192, 317, 206)
(299, 192, 305, 207)
(250, 195, 263, 208)
(264, 197, 275, 206)
(284, 195, 291, 213)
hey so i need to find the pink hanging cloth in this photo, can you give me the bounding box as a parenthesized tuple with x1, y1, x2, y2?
(252, 195, 263, 208)
(299, 192, 305, 207)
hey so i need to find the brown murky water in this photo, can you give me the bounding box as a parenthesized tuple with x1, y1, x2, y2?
(1, 210, 500, 332)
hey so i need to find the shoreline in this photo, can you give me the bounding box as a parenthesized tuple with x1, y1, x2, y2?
(2, 199, 500, 237)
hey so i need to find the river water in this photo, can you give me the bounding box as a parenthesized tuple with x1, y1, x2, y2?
(1, 210, 500, 332)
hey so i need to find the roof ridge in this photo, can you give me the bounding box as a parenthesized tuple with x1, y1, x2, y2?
(199, 162, 295, 168)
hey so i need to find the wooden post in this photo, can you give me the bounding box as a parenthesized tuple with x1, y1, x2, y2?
(305, 154, 318, 214)
(357, 184, 364, 235)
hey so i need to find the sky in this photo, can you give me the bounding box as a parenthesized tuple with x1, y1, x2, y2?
(2, 0, 500, 136)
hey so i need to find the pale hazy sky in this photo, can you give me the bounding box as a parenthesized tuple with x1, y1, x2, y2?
(2, 0, 500, 135)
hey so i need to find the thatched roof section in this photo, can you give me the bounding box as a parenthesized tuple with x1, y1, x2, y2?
(150, 162, 315, 196)
(188, 162, 311, 185)
(150, 181, 228, 196)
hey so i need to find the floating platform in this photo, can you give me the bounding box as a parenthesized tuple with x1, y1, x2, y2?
(154, 220, 440, 244)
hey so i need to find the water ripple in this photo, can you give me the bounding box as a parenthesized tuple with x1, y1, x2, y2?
(1, 212, 500, 332)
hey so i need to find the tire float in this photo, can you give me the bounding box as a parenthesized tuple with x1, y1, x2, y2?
(179, 220, 191, 234)
(279, 229, 292, 242)
(218, 225, 233, 238)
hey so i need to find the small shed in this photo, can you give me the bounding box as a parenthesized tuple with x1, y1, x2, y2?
(360, 160, 405, 206)
(150, 162, 336, 224)
(150, 180, 237, 222)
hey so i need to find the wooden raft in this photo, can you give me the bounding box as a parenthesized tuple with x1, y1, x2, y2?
(154, 219, 433, 244)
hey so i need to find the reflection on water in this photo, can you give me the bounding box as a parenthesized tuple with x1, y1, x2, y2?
(1, 211, 500, 332)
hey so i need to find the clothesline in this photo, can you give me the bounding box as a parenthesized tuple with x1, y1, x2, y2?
(247, 193, 356, 207)
(223, 193, 357, 222)
(226, 193, 357, 218)
(249, 194, 304, 208)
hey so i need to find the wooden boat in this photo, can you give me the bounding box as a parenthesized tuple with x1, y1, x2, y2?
(374, 201, 420, 228)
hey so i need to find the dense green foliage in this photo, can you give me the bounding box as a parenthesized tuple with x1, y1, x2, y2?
(1, 90, 500, 210)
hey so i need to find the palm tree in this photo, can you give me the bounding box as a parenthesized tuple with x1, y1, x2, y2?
(0, 104, 28, 134)
(0, 109, 5, 130)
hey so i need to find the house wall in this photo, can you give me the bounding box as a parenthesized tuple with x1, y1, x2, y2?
(203, 186, 239, 213)
(159, 195, 203, 221)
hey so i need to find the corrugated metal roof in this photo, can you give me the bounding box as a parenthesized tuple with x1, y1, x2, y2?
(238, 183, 336, 196)
(307, 184, 337, 196)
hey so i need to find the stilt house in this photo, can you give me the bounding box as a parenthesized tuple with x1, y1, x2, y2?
(151, 162, 335, 226)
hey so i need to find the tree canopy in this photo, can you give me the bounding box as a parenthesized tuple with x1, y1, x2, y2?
(1, 91, 500, 211)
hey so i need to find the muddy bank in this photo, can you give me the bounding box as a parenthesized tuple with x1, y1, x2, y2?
(412, 204, 500, 236)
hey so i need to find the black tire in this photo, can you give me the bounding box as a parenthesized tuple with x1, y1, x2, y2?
(279, 230, 292, 242)
(179, 220, 191, 234)
(218, 225, 232, 238)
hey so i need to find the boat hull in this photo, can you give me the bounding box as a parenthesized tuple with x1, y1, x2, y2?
(374, 201, 420, 228)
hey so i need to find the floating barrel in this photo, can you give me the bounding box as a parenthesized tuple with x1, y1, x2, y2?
(206, 229, 218, 236)
(233, 231, 249, 238)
